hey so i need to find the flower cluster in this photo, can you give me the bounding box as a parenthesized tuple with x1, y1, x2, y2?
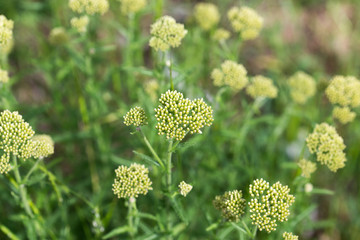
(213, 190, 246, 222)
(32, 135, 55, 159)
(178, 181, 193, 197)
(0, 15, 14, 47)
(123, 107, 148, 127)
(246, 75, 278, 99)
(332, 106, 356, 124)
(249, 179, 295, 233)
(145, 79, 159, 102)
(118, 0, 146, 14)
(288, 71, 316, 104)
(227, 6, 263, 40)
(0, 68, 9, 84)
(69, 0, 109, 15)
(306, 123, 346, 172)
(325, 75, 360, 108)
(283, 232, 298, 240)
(49, 27, 69, 45)
(211, 60, 248, 91)
(298, 159, 317, 178)
(213, 28, 230, 41)
(0, 110, 35, 174)
(71, 16, 90, 33)
(149, 16, 188, 51)
(112, 163, 153, 198)
(194, 3, 220, 31)
(154, 90, 213, 141)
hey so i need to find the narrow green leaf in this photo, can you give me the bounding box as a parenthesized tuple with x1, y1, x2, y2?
(0, 225, 20, 240)
(102, 226, 129, 239)
(133, 151, 160, 166)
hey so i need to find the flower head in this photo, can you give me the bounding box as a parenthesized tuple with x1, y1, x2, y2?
(288, 71, 316, 104)
(0, 39, 14, 56)
(154, 90, 213, 141)
(213, 28, 231, 41)
(112, 163, 153, 198)
(306, 123, 346, 172)
(0, 15, 14, 47)
(32, 135, 55, 159)
(0, 69, 9, 84)
(246, 75, 278, 99)
(178, 181, 192, 197)
(325, 75, 360, 108)
(332, 106, 356, 124)
(124, 107, 148, 127)
(149, 16, 187, 51)
(69, 0, 109, 15)
(71, 16, 90, 33)
(0, 110, 35, 174)
(298, 159, 316, 178)
(249, 179, 295, 233)
(194, 3, 220, 31)
(213, 190, 246, 222)
(227, 6, 263, 40)
(211, 60, 248, 91)
(283, 232, 298, 240)
(118, 0, 146, 14)
(49, 27, 69, 45)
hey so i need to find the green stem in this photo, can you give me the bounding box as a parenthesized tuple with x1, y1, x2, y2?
(139, 129, 165, 169)
(168, 54, 174, 91)
(128, 197, 137, 238)
(24, 158, 43, 183)
(241, 220, 252, 238)
(166, 139, 173, 237)
(12, 155, 34, 218)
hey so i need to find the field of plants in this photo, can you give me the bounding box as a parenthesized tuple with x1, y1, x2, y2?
(1, 0, 360, 239)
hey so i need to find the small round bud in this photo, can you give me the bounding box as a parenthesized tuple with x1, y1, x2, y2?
(211, 60, 248, 91)
(123, 107, 148, 127)
(194, 3, 220, 31)
(304, 183, 313, 193)
(288, 71, 316, 104)
(178, 181, 192, 197)
(213, 190, 246, 222)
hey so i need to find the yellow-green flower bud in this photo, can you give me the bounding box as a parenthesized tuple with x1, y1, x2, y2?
(332, 106, 356, 124)
(118, 0, 146, 14)
(0, 68, 9, 84)
(227, 6, 263, 40)
(212, 28, 231, 41)
(213, 190, 246, 222)
(71, 16, 90, 33)
(149, 16, 188, 51)
(283, 232, 298, 240)
(288, 71, 316, 104)
(194, 3, 220, 31)
(178, 181, 192, 197)
(123, 107, 148, 127)
(325, 75, 360, 108)
(69, 0, 109, 15)
(306, 123, 346, 172)
(0, 15, 14, 47)
(32, 135, 54, 159)
(112, 163, 153, 198)
(246, 75, 278, 99)
(154, 90, 214, 141)
(211, 60, 248, 91)
(0, 110, 35, 174)
(49, 27, 69, 45)
(249, 179, 295, 233)
(298, 159, 316, 178)
(0, 38, 14, 56)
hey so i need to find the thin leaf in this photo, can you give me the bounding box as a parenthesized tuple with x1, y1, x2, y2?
(133, 151, 160, 166)
(0, 225, 20, 240)
(102, 226, 129, 239)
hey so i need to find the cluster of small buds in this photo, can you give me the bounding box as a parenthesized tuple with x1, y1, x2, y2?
(194, 3, 220, 31)
(0, 38, 13, 56)
(149, 16, 188, 51)
(69, 0, 109, 15)
(306, 123, 346, 172)
(31, 135, 55, 159)
(213, 190, 246, 222)
(212, 28, 231, 41)
(71, 16, 90, 33)
(112, 163, 153, 198)
(0, 110, 35, 174)
(154, 90, 214, 141)
(49, 27, 69, 45)
(283, 232, 299, 240)
(325, 76, 360, 108)
(118, 0, 147, 14)
(298, 159, 317, 178)
(0, 15, 14, 47)
(249, 179, 295, 233)
(123, 107, 148, 127)
(0, 68, 9, 84)
(211, 60, 248, 91)
(246, 75, 278, 99)
(178, 181, 193, 197)
(227, 6, 263, 40)
(288, 71, 316, 104)
(332, 106, 356, 124)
